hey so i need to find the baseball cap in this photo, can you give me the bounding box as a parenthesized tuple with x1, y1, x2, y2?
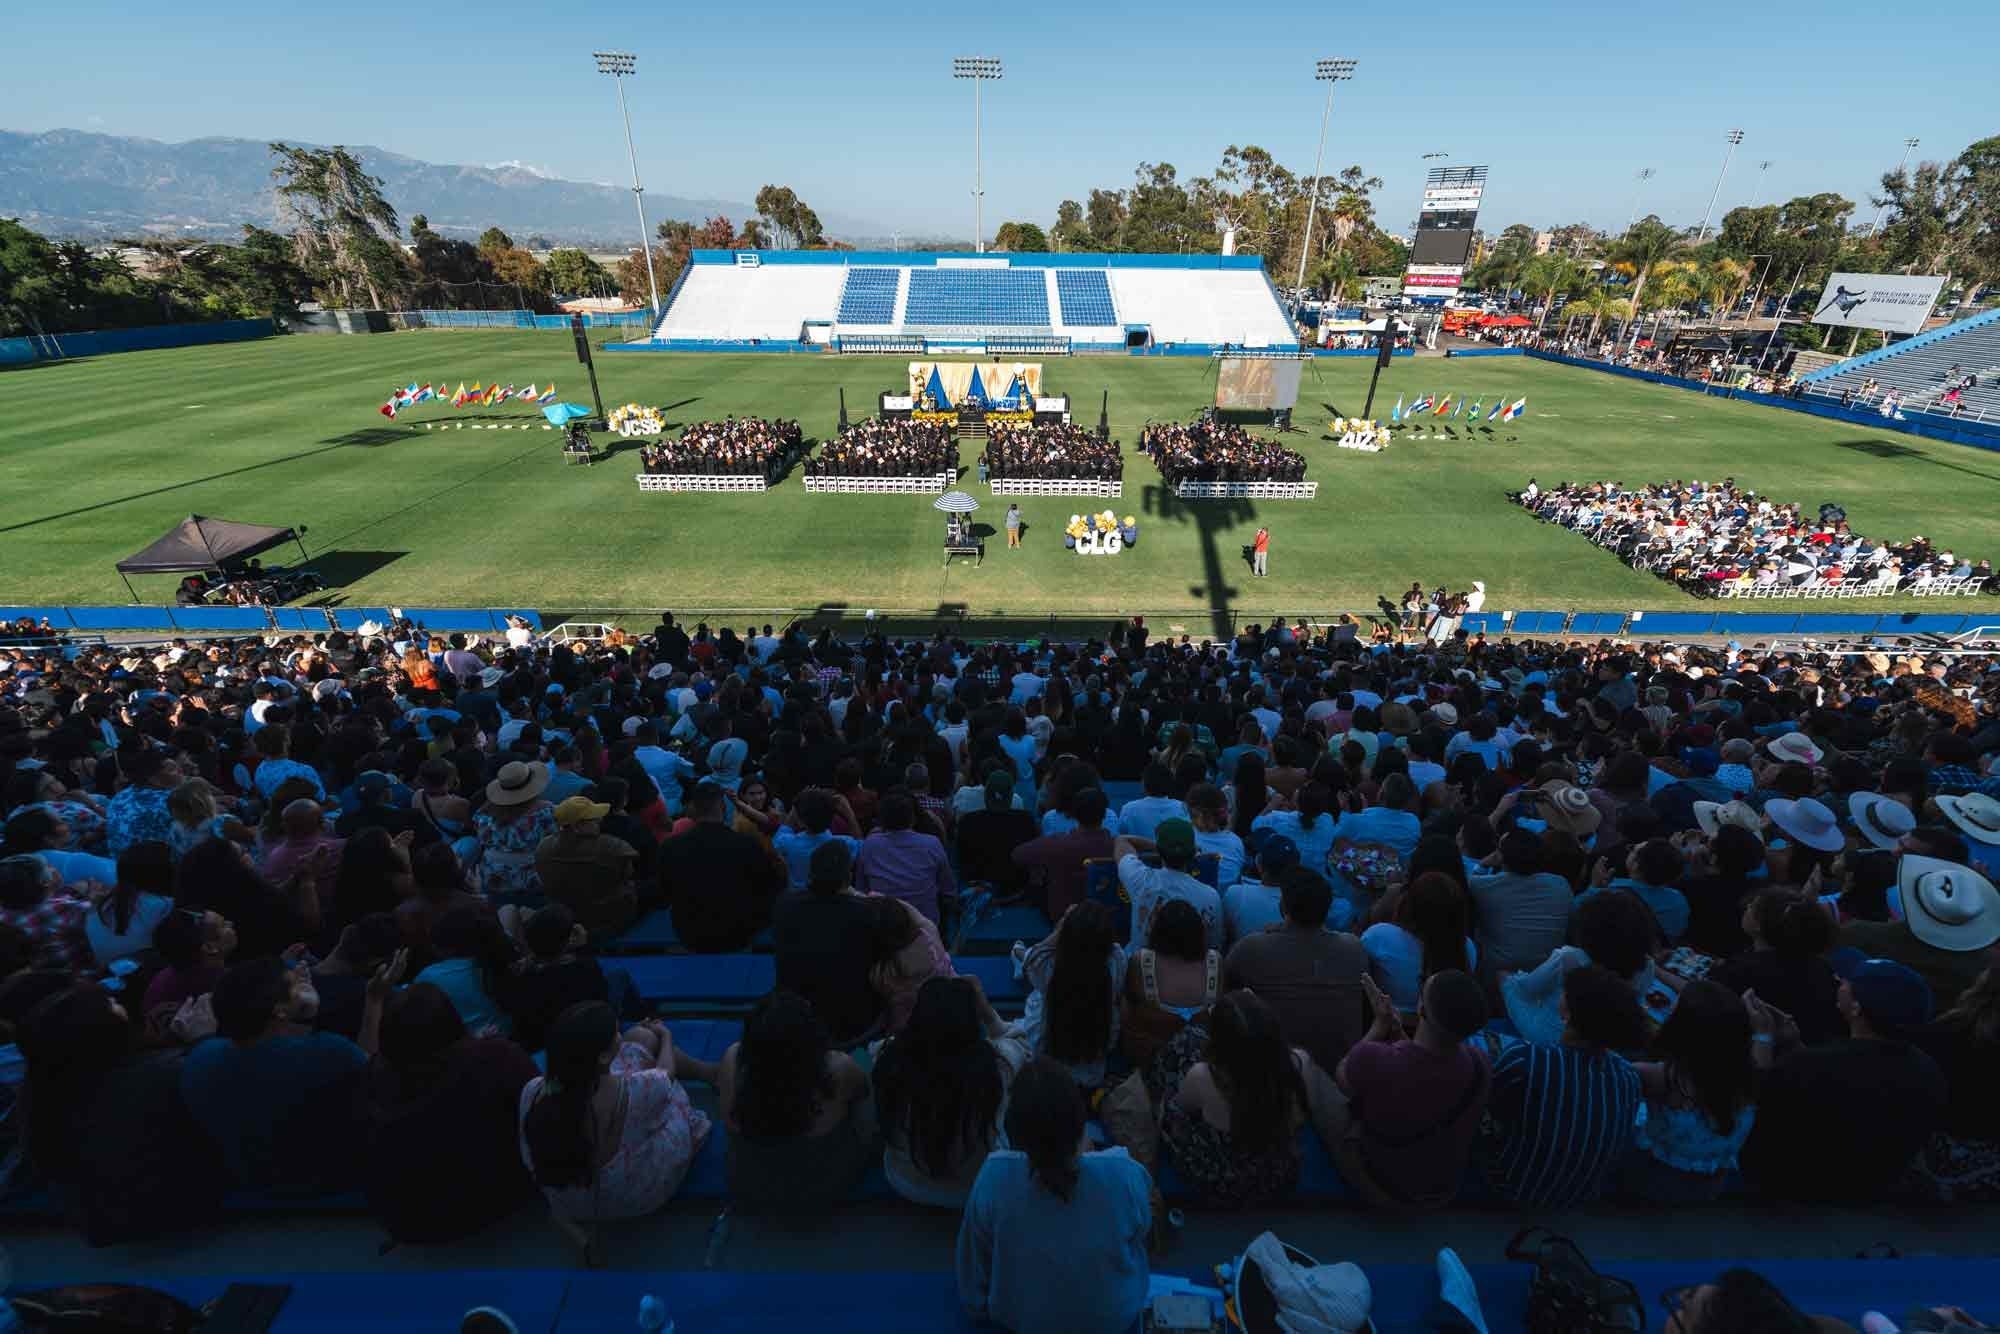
(1255, 832, 1300, 872)
(1833, 956, 1933, 1032)
(1154, 818, 1196, 861)
(353, 771, 393, 799)
(553, 795, 612, 827)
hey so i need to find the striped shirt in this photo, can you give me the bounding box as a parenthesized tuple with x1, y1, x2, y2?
(1480, 1040, 1643, 1207)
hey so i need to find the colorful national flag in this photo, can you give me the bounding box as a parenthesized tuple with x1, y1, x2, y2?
(538, 384, 556, 403)
(1486, 400, 1505, 422)
(481, 383, 499, 405)
(413, 383, 434, 404)
(521, 384, 538, 402)
(451, 382, 469, 406)
(496, 384, 517, 403)
(1390, 396, 1403, 423)
(1433, 394, 1453, 417)
(379, 400, 398, 419)
(1502, 396, 1527, 422)
(1467, 398, 1482, 419)
(1410, 393, 1432, 414)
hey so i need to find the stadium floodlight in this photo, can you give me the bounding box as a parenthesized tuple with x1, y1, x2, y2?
(594, 50, 660, 318)
(1869, 137, 1921, 237)
(1625, 167, 1656, 228)
(952, 57, 1003, 253)
(1694, 129, 1745, 246)
(1294, 58, 1358, 295)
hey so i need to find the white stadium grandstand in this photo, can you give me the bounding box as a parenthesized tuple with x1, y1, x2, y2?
(631, 250, 1299, 353)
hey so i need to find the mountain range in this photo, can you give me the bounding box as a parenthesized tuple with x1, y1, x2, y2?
(0, 129, 885, 246)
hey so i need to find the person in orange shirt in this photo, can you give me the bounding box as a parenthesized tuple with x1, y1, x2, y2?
(1252, 526, 1270, 577)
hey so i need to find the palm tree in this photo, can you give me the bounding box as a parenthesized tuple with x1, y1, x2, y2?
(1608, 218, 1684, 350)
(1698, 256, 1749, 325)
(1312, 249, 1362, 302)
(1523, 255, 1588, 332)
(1645, 265, 1699, 343)
(1564, 286, 1633, 343)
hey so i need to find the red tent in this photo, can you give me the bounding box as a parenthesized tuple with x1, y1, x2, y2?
(1491, 314, 1532, 327)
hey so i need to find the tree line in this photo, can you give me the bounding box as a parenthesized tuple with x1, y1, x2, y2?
(1469, 135, 1999, 350)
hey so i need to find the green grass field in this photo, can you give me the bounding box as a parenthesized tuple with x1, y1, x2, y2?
(3, 331, 1996, 631)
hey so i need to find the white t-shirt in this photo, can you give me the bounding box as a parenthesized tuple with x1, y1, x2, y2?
(1194, 828, 1247, 890)
(1360, 923, 1479, 1014)
(86, 892, 175, 967)
(1118, 796, 1189, 843)
(1117, 855, 1222, 952)
(1222, 877, 1282, 947)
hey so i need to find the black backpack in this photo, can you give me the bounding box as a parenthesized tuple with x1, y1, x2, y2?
(1506, 1226, 1645, 1332)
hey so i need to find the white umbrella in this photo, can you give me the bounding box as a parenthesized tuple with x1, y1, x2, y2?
(933, 491, 979, 513)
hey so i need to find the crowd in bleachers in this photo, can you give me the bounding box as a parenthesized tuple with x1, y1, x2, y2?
(1, 618, 59, 643)
(1521, 477, 1997, 598)
(1140, 418, 1309, 485)
(639, 417, 803, 481)
(7, 607, 2000, 1329)
(982, 423, 1123, 482)
(806, 419, 958, 480)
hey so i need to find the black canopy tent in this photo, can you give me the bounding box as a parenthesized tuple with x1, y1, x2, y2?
(114, 514, 309, 601)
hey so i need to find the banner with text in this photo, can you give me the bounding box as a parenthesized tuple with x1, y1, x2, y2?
(1810, 272, 1946, 335)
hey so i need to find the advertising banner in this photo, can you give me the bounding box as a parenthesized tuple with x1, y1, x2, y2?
(1809, 272, 1946, 335)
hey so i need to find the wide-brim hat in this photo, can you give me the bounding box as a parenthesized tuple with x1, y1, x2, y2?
(485, 760, 551, 808)
(1898, 854, 2000, 953)
(1766, 732, 1824, 766)
(1693, 799, 1762, 841)
(1937, 792, 2000, 848)
(1766, 796, 1844, 852)
(1849, 791, 1916, 851)
(1536, 782, 1602, 837)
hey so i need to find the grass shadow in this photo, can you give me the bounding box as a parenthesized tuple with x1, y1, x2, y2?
(1139, 482, 1256, 644)
(1832, 437, 2000, 485)
(303, 549, 407, 590)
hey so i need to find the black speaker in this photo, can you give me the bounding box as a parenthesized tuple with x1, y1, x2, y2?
(1273, 407, 1293, 430)
(571, 315, 591, 365)
(1377, 328, 1395, 368)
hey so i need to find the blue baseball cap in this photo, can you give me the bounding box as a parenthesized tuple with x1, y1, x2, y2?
(1833, 956, 1933, 1032)
(1254, 833, 1299, 872)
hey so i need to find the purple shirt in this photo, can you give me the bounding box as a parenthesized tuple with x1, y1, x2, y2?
(855, 828, 954, 924)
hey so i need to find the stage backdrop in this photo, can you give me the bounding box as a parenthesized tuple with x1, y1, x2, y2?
(907, 361, 1043, 411)
(1810, 272, 1946, 336)
(1215, 357, 1303, 410)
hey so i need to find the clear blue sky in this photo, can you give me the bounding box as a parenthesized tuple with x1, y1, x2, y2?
(3, 0, 1991, 241)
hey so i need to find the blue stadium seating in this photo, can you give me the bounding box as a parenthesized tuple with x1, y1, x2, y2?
(835, 268, 899, 324)
(1054, 270, 1116, 325)
(903, 269, 1050, 327)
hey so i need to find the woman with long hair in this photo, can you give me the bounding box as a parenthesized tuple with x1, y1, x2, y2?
(871, 976, 1023, 1207)
(1120, 899, 1219, 1072)
(1621, 979, 1756, 1202)
(4, 767, 108, 854)
(19, 984, 223, 1243)
(719, 990, 874, 1212)
(366, 981, 540, 1243)
(1228, 751, 1271, 841)
(86, 840, 177, 967)
(518, 1001, 714, 1229)
(1361, 871, 1476, 1019)
(956, 1058, 1152, 1334)
(1155, 990, 1310, 1207)
(413, 903, 518, 1036)
(173, 835, 320, 960)
(329, 826, 415, 944)
(1017, 901, 1126, 1088)
(165, 778, 243, 861)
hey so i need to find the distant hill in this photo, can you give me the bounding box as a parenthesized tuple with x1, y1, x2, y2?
(0, 129, 882, 245)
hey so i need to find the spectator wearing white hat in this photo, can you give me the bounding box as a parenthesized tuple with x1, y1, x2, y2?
(1843, 855, 2000, 1009)
(1936, 792, 2000, 879)
(1849, 792, 1916, 852)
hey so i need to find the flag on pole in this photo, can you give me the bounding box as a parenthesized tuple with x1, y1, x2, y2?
(379, 400, 398, 419)
(414, 383, 434, 403)
(521, 384, 538, 402)
(1502, 396, 1527, 422)
(538, 384, 557, 403)
(1390, 396, 1403, 423)
(1486, 400, 1505, 422)
(1467, 398, 1482, 419)
(481, 383, 499, 405)
(1433, 393, 1453, 417)
(452, 382, 469, 406)
(496, 384, 517, 403)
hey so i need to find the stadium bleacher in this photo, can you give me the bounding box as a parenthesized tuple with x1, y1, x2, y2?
(637, 250, 1299, 351)
(1801, 307, 2000, 419)
(834, 266, 901, 325)
(903, 267, 1051, 328)
(1054, 269, 1117, 326)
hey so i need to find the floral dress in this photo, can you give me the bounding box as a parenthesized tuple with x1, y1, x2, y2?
(25, 800, 108, 854)
(475, 801, 556, 896)
(1150, 1022, 1302, 1209)
(518, 1041, 711, 1221)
